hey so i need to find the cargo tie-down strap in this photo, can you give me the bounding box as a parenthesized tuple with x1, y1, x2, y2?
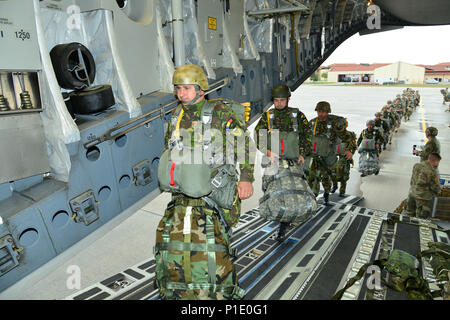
(155, 198, 245, 299)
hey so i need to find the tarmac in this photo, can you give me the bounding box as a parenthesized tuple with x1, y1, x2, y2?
(0, 84, 448, 300)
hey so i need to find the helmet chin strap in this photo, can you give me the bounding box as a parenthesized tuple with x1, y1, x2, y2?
(182, 85, 203, 106)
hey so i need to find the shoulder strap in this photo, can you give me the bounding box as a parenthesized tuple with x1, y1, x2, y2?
(171, 105, 184, 141)
(267, 109, 273, 134)
(313, 118, 318, 136)
(290, 110, 298, 132)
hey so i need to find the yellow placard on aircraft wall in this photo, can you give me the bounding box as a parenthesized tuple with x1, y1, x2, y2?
(208, 17, 217, 30)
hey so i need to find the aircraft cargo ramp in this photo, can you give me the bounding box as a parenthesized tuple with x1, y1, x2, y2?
(65, 193, 449, 301)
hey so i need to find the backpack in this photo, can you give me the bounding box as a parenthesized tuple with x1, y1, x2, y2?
(259, 163, 317, 224)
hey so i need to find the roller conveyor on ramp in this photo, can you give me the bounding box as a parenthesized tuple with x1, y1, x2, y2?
(65, 193, 449, 301)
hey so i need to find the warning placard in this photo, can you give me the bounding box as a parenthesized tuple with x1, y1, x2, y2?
(208, 16, 217, 30)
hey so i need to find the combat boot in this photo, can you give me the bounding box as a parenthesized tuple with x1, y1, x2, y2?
(276, 222, 289, 242)
(323, 192, 329, 205)
(331, 184, 338, 194)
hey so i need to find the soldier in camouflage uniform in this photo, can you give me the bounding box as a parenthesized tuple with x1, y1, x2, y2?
(394, 96, 403, 119)
(413, 126, 441, 163)
(331, 119, 357, 197)
(374, 112, 389, 151)
(405, 152, 442, 219)
(389, 105, 401, 132)
(254, 84, 310, 241)
(307, 101, 354, 204)
(357, 120, 384, 176)
(254, 84, 311, 165)
(402, 93, 413, 121)
(155, 64, 255, 300)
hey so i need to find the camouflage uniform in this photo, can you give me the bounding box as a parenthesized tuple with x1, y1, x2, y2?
(394, 97, 403, 119)
(163, 98, 255, 224)
(155, 64, 254, 300)
(254, 84, 310, 241)
(374, 112, 389, 150)
(418, 127, 440, 163)
(403, 94, 413, 120)
(405, 161, 441, 218)
(254, 106, 310, 157)
(332, 129, 357, 196)
(307, 102, 353, 198)
(357, 127, 385, 151)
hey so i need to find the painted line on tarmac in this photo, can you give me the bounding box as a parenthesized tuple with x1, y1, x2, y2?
(420, 97, 428, 142)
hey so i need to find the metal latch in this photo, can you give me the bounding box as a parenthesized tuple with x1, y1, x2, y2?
(132, 159, 152, 186)
(0, 234, 22, 276)
(69, 190, 100, 226)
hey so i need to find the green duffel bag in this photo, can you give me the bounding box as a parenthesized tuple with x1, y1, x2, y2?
(158, 147, 212, 198)
(259, 164, 317, 224)
(154, 197, 244, 300)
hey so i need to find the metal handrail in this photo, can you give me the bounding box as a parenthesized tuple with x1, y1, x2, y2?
(83, 77, 229, 149)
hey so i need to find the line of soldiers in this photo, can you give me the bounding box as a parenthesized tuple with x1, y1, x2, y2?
(356, 89, 421, 177)
(254, 85, 356, 206)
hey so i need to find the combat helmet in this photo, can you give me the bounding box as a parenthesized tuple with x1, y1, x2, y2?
(315, 101, 331, 112)
(172, 64, 209, 91)
(271, 84, 291, 98)
(425, 127, 438, 137)
(375, 112, 382, 117)
(366, 119, 375, 126)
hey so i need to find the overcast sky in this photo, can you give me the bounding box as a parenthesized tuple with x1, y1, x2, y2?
(322, 25, 450, 66)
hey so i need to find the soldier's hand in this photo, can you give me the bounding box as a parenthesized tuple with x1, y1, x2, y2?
(238, 181, 253, 200)
(267, 150, 280, 163)
(297, 155, 305, 164)
(344, 150, 353, 161)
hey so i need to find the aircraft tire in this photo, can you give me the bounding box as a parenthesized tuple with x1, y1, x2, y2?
(70, 84, 115, 114)
(50, 42, 96, 90)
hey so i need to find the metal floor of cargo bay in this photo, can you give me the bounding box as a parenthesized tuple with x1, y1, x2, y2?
(1, 85, 449, 300)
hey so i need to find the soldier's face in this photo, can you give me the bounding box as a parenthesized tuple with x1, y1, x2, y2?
(175, 84, 203, 104)
(376, 115, 380, 120)
(273, 97, 289, 110)
(317, 110, 328, 121)
(367, 124, 374, 130)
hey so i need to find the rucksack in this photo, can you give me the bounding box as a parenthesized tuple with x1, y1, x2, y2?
(259, 163, 317, 224)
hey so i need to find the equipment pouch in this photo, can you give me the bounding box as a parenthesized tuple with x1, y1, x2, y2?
(334, 142, 347, 156)
(209, 165, 238, 209)
(158, 148, 212, 198)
